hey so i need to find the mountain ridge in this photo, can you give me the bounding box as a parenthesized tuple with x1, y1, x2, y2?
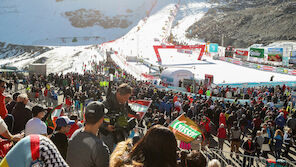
(186, 0, 296, 48)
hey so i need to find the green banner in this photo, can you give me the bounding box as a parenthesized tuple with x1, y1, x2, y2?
(276, 68, 285, 73)
(169, 114, 202, 143)
(250, 48, 264, 58)
(170, 120, 201, 139)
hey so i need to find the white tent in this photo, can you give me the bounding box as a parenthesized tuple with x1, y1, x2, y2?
(160, 68, 194, 87)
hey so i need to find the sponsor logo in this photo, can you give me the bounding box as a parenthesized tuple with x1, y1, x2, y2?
(276, 68, 284, 73)
(290, 70, 296, 75)
(171, 120, 199, 138)
(250, 51, 261, 56)
(235, 50, 248, 56)
(233, 60, 242, 65)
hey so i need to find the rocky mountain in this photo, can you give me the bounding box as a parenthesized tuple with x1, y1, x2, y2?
(186, 0, 296, 48)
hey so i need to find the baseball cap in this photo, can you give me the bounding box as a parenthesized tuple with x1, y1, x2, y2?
(56, 116, 75, 127)
(85, 101, 105, 124)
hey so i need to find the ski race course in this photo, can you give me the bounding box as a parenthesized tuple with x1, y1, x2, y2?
(0, 0, 296, 84)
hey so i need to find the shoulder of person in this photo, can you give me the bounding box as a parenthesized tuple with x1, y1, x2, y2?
(25, 107, 32, 112)
(54, 132, 68, 140)
(93, 138, 110, 165)
(104, 92, 116, 103)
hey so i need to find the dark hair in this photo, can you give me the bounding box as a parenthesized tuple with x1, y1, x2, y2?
(0, 79, 6, 85)
(70, 114, 78, 120)
(85, 113, 102, 125)
(130, 125, 177, 167)
(55, 126, 62, 131)
(179, 150, 207, 167)
(85, 102, 105, 125)
(13, 92, 20, 101)
(117, 83, 132, 95)
(32, 105, 45, 117)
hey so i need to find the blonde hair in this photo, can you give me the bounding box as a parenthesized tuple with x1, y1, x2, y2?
(207, 159, 221, 167)
(110, 139, 143, 167)
(274, 129, 283, 137)
(284, 127, 292, 133)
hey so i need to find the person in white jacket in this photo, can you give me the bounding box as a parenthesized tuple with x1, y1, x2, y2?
(0, 116, 22, 142)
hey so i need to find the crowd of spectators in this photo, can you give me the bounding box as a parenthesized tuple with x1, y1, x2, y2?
(0, 59, 295, 167)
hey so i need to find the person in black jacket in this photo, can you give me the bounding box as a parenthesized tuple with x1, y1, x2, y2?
(242, 135, 256, 167)
(6, 92, 20, 114)
(12, 94, 32, 134)
(239, 114, 248, 139)
(100, 83, 139, 151)
(51, 116, 74, 160)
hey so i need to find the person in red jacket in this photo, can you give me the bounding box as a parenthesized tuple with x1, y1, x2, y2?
(198, 88, 203, 95)
(219, 111, 226, 126)
(0, 79, 8, 119)
(200, 116, 211, 146)
(217, 123, 227, 150)
(44, 88, 48, 105)
(65, 114, 81, 138)
(0, 79, 14, 132)
(65, 96, 73, 112)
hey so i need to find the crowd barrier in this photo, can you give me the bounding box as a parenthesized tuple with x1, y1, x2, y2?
(156, 85, 251, 104)
(205, 148, 295, 167)
(206, 148, 267, 167)
(155, 85, 288, 109)
(219, 57, 296, 76)
(217, 81, 296, 88)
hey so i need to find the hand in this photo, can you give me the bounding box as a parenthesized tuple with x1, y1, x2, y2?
(134, 127, 138, 133)
(12, 133, 24, 142)
(107, 125, 115, 132)
(136, 113, 141, 120)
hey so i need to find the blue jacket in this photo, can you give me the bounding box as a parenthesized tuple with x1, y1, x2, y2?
(275, 115, 285, 128)
(274, 135, 283, 150)
(164, 102, 173, 113)
(159, 101, 166, 112)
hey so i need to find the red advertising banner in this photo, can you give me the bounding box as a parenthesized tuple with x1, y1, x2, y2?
(233, 60, 242, 65)
(235, 50, 248, 56)
(289, 70, 296, 75)
(153, 45, 205, 63)
(141, 73, 154, 80)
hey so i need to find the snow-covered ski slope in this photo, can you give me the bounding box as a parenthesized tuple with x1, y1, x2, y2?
(171, 0, 216, 45)
(0, 0, 295, 83)
(0, 45, 103, 74)
(103, 0, 296, 83)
